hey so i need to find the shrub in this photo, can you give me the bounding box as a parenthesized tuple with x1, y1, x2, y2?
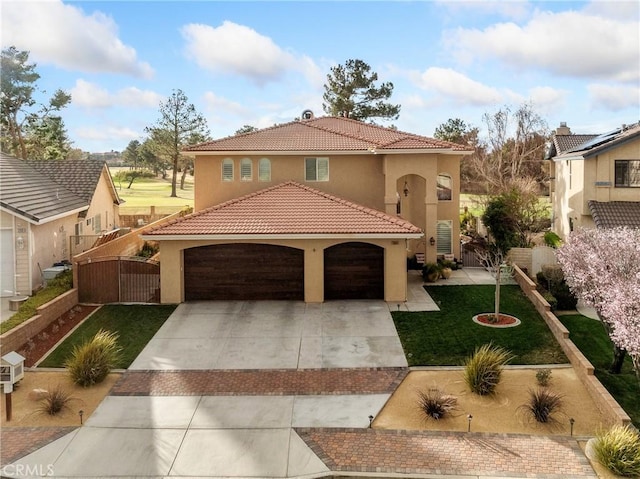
(519, 387, 563, 423)
(536, 368, 552, 387)
(592, 425, 640, 477)
(37, 385, 78, 416)
(463, 343, 513, 395)
(417, 388, 458, 420)
(544, 231, 562, 248)
(136, 241, 159, 258)
(66, 329, 121, 387)
(541, 291, 558, 311)
(422, 262, 440, 282)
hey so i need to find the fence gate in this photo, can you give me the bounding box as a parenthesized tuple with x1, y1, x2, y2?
(78, 257, 160, 303)
(461, 247, 484, 268)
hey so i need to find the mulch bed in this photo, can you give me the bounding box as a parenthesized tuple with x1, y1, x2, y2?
(473, 313, 520, 327)
(16, 305, 98, 367)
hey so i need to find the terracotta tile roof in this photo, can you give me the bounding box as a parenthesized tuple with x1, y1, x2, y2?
(144, 181, 422, 237)
(588, 201, 640, 229)
(0, 152, 88, 223)
(185, 116, 472, 153)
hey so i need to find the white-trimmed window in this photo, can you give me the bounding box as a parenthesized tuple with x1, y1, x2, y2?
(615, 160, 640, 187)
(222, 158, 234, 181)
(240, 158, 252, 181)
(436, 220, 453, 255)
(437, 173, 452, 201)
(305, 157, 329, 181)
(259, 158, 271, 181)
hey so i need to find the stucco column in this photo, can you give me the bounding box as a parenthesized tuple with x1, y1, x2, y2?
(160, 243, 184, 304)
(304, 246, 324, 303)
(384, 241, 408, 302)
(425, 200, 438, 263)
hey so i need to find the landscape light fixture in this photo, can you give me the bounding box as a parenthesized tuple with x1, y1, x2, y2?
(570, 417, 575, 436)
(368, 415, 374, 428)
(467, 414, 473, 432)
(79, 409, 84, 425)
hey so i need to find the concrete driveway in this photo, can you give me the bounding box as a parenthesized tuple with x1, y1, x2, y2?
(9, 300, 408, 478)
(130, 300, 408, 370)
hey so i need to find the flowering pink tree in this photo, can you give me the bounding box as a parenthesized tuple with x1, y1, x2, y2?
(556, 227, 640, 380)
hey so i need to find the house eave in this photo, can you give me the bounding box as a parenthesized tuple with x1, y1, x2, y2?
(553, 155, 585, 162)
(141, 232, 424, 241)
(183, 148, 469, 157)
(0, 204, 89, 225)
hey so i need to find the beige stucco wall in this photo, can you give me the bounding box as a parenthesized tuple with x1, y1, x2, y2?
(158, 238, 410, 304)
(553, 137, 640, 238)
(85, 168, 120, 232)
(30, 216, 76, 292)
(193, 151, 463, 262)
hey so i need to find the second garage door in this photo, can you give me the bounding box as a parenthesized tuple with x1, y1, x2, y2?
(184, 243, 304, 301)
(324, 242, 384, 300)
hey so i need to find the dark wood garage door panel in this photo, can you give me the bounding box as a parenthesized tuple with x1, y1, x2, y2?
(324, 242, 384, 300)
(184, 244, 304, 300)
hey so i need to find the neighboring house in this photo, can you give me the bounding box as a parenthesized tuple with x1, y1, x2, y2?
(142, 114, 472, 303)
(546, 122, 640, 238)
(0, 153, 122, 296)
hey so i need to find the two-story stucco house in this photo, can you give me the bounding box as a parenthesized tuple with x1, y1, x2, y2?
(0, 153, 122, 296)
(546, 122, 640, 238)
(142, 115, 472, 303)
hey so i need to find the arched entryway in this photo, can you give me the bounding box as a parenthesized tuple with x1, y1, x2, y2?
(184, 243, 304, 300)
(324, 242, 384, 300)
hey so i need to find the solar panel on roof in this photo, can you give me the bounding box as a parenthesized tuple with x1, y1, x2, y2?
(569, 127, 621, 152)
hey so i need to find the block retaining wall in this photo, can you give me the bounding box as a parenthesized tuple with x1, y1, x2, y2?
(513, 264, 631, 427)
(0, 289, 78, 356)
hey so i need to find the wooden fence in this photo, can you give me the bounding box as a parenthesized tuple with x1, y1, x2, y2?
(77, 257, 160, 303)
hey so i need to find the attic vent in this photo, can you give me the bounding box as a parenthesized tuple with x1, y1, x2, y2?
(301, 109, 314, 120)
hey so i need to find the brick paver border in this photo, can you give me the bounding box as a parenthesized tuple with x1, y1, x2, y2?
(110, 367, 408, 396)
(1, 427, 76, 467)
(296, 427, 597, 478)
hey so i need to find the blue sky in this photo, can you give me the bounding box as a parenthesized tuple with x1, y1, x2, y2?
(2, 0, 639, 153)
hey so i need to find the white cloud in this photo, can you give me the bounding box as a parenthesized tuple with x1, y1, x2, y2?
(1, 0, 153, 78)
(181, 21, 320, 86)
(436, 0, 531, 21)
(70, 80, 163, 108)
(412, 67, 502, 106)
(75, 125, 140, 142)
(588, 84, 640, 112)
(528, 86, 567, 113)
(447, 9, 639, 83)
(203, 92, 250, 117)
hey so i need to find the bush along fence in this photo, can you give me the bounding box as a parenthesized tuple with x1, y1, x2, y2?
(513, 264, 631, 427)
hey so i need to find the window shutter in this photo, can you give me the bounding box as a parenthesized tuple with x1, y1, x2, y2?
(317, 157, 329, 181)
(240, 159, 252, 180)
(305, 158, 317, 181)
(222, 159, 233, 181)
(259, 158, 271, 181)
(436, 221, 452, 255)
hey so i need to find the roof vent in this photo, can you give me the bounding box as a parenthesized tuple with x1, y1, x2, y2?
(301, 109, 314, 120)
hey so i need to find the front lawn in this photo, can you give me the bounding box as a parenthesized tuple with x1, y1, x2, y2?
(557, 314, 639, 426)
(392, 285, 567, 366)
(39, 304, 176, 369)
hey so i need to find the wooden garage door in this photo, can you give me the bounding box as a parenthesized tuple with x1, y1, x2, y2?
(184, 244, 304, 301)
(324, 242, 384, 300)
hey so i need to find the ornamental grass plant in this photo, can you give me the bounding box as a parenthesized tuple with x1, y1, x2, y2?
(592, 425, 640, 477)
(65, 329, 121, 387)
(36, 384, 79, 416)
(417, 388, 459, 421)
(463, 343, 513, 395)
(519, 387, 564, 424)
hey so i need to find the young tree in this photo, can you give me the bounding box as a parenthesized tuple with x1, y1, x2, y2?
(145, 89, 209, 197)
(24, 115, 72, 160)
(322, 59, 400, 123)
(475, 245, 512, 321)
(1, 46, 71, 159)
(235, 125, 258, 135)
(556, 227, 640, 378)
(122, 140, 142, 169)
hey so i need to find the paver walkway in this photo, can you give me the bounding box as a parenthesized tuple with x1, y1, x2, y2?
(1, 427, 75, 466)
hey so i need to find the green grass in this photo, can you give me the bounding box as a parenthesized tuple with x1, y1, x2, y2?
(392, 285, 567, 366)
(558, 314, 639, 426)
(39, 304, 177, 369)
(111, 168, 194, 207)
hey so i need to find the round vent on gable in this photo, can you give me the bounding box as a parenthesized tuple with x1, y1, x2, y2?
(301, 109, 314, 120)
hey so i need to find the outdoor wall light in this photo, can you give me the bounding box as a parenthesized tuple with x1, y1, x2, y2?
(403, 181, 409, 197)
(429, 237, 436, 246)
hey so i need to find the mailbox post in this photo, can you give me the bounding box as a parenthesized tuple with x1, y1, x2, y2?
(1, 351, 26, 421)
